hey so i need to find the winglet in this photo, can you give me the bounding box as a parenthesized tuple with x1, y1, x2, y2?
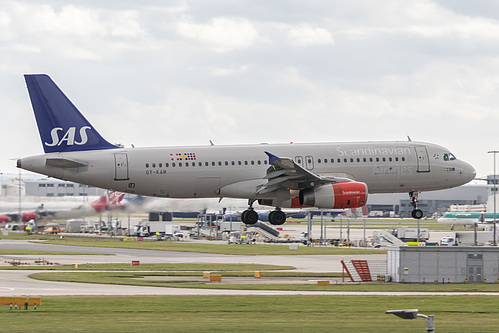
(265, 151, 279, 164)
(24, 74, 119, 153)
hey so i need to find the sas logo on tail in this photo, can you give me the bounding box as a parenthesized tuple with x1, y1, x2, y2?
(45, 126, 91, 147)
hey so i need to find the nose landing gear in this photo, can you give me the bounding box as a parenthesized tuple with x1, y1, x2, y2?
(410, 191, 424, 219)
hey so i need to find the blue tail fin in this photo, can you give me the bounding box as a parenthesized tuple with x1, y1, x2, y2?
(24, 74, 119, 153)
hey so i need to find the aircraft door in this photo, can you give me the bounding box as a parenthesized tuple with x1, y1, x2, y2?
(295, 156, 303, 167)
(114, 153, 129, 181)
(467, 253, 483, 283)
(414, 146, 430, 173)
(305, 155, 314, 170)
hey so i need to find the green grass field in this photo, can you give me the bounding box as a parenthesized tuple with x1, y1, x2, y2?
(29, 271, 499, 292)
(37, 237, 386, 255)
(0, 295, 498, 332)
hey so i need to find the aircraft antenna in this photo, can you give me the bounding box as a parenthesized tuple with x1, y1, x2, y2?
(209, 140, 214, 146)
(407, 136, 412, 141)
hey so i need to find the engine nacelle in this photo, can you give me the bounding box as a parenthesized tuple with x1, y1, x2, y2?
(299, 182, 368, 209)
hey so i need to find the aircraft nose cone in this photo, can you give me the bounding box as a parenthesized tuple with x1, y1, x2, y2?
(460, 161, 476, 183)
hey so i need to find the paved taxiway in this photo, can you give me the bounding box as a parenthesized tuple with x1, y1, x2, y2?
(0, 239, 385, 272)
(0, 228, 464, 297)
(0, 239, 389, 296)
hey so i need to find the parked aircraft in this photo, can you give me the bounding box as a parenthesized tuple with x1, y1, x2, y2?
(438, 211, 498, 228)
(17, 74, 476, 225)
(0, 190, 124, 223)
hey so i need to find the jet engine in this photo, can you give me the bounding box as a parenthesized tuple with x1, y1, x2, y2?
(299, 182, 368, 209)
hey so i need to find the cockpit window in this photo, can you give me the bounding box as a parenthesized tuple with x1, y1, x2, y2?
(443, 153, 457, 161)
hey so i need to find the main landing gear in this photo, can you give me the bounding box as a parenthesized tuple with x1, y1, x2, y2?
(268, 209, 286, 226)
(410, 191, 424, 219)
(240, 200, 287, 226)
(241, 209, 259, 225)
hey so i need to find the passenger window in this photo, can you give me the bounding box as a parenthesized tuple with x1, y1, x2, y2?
(159, 163, 162, 167)
(166, 163, 169, 167)
(258, 160, 261, 165)
(145, 163, 149, 168)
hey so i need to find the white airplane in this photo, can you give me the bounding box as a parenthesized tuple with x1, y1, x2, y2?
(438, 211, 499, 228)
(17, 74, 476, 225)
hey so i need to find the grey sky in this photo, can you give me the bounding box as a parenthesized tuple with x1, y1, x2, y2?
(1, 0, 498, 178)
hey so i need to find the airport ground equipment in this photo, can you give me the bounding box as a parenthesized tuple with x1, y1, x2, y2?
(341, 259, 386, 282)
(228, 231, 249, 244)
(445, 231, 495, 246)
(134, 221, 181, 238)
(390, 227, 429, 242)
(371, 230, 406, 247)
(246, 221, 280, 242)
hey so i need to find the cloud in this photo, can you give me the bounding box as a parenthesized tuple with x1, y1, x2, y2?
(176, 16, 264, 52)
(286, 25, 334, 47)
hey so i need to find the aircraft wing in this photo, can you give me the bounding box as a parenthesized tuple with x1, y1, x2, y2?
(256, 152, 354, 195)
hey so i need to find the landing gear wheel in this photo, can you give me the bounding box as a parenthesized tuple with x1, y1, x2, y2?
(412, 209, 423, 220)
(409, 191, 423, 220)
(242, 209, 258, 225)
(269, 210, 286, 225)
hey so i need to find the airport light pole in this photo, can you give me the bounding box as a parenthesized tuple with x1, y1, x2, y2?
(488, 150, 498, 246)
(386, 309, 435, 332)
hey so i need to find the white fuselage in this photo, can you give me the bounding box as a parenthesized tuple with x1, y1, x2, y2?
(18, 141, 475, 204)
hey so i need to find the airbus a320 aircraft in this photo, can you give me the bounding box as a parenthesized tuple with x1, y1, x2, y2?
(17, 74, 476, 225)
